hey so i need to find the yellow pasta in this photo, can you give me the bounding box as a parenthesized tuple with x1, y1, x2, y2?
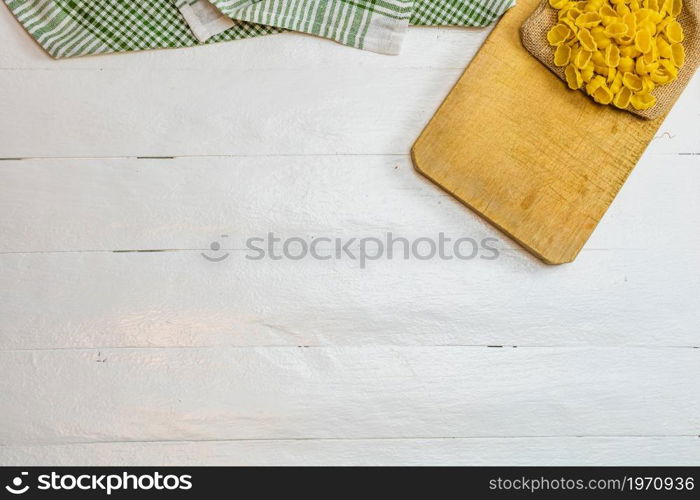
(620, 45, 640, 58)
(630, 92, 656, 109)
(581, 63, 596, 81)
(656, 36, 672, 58)
(665, 20, 684, 43)
(635, 56, 646, 75)
(586, 74, 607, 94)
(547, 23, 572, 45)
(547, 0, 686, 111)
(591, 49, 607, 66)
(610, 72, 623, 93)
(671, 43, 685, 67)
(623, 12, 637, 34)
(565, 64, 584, 89)
(616, 4, 630, 16)
(607, 66, 617, 83)
(604, 22, 628, 37)
(613, 86, 633, 108)
(660, 58, 679, 78)
(599, 5, 618, 23)
(618, 56, 635, 72)
(634, 30, 652, 53)
(671, 0, 683, 16)
(577, 27, 598, 51)
(604, 44, 621, 66)
(623, 71, 644, 91)
(592, 31, 612, 48)
(576, 12, 603, 28)
(571, 48, 588, 68)
(550, 0, 571, 9)
(593, 84, 614, 104)
(554, 44, 573, 66)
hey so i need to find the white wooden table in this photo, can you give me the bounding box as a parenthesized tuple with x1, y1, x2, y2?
(0, 6, 698, 466)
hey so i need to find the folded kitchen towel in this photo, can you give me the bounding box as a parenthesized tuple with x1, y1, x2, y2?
(182, 0, 517, 54)
(183, 0, 413, 54)
(3, 0, 280, 58)
(3, 0, 515, 58)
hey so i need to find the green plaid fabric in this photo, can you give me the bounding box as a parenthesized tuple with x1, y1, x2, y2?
(210, 0, 414, 53)
(3, 0, 515, 58)
(411, 0, 515, 26)
(3, 0, 279, 58)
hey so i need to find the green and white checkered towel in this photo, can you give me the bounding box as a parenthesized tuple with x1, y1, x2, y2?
(199, 0, 518, 53)
(3, 0, 515, 58)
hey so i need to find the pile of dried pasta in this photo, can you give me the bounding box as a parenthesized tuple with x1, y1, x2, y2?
(547, 0, 685, 110)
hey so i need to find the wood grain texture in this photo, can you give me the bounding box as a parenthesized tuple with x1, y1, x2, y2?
(3, 437, 698, 466)
(1, 347, 698, 446)
(412, 0, 674, 264)
(0, 156, 698, 351)
(0, 3, 698, 466)
(2, 3, 698, 159)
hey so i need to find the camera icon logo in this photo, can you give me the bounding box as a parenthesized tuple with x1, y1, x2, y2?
(5, 472, 29, 495)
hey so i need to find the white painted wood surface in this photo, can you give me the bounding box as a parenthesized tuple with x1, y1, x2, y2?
(0, 5, 698, 465)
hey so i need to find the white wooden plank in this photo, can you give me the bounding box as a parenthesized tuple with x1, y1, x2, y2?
(0, 155, 698, 253)
(0, 155, 489, 252)
(648, 87, 700, 155)
(1, 3, 698, 467)
(1, 248, 699, 350)
(0, 154, 698, 349)
(0, 67, 467, 158)
(0, 346, 697, 446)
(0, 67, 697, 158)
(2, 437, 698, 466)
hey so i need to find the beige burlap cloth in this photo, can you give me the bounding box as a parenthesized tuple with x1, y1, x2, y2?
(520, 0, 700, 119)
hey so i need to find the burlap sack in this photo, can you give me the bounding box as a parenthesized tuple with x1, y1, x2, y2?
(520, 0, 700, 119)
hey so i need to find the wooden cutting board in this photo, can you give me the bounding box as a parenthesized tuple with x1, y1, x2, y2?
(412, 0, 665, 264)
